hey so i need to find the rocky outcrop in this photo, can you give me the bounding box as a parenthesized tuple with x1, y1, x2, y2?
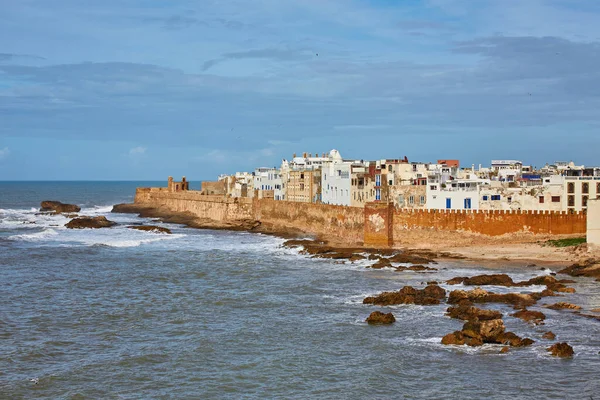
(447, 274, 515, 287)
(446, 305, 502, 321)
(547, 342, 574, 357)
(65, 216, 116, 229)
(545, 302, 581, 310)
(559, 258, 600, 279)
(511, 309, 546, 325)
(40, 201, 81, 214)
(363, 284, 446, 306)
(366, 311, 396, 324)
(127, 225, 172, 234)
(397, 265, 437, 272)
(542, 331, 556, 340)
(447, 288, 540, 308)
(441, 318, 534, 348)
(370, 258, 392, 269)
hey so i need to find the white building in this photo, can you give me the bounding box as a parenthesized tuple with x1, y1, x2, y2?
(321, 150, 367, 206)
(253, 167, 283, 200)
(427, 176, 490, 210)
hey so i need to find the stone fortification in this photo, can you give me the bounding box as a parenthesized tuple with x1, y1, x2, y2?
(133, 187, 587, 247)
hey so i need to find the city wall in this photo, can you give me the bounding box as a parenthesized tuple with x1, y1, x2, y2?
(134, 188, 587, 246)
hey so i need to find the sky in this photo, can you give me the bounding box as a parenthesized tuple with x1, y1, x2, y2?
(1, 0, 600, 180)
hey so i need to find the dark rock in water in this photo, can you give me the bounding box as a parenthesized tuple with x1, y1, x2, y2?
(500, 346, 510, 354)
(65, 216, 116, 229)
(497, 332, 535, 347)
(127, 225, 172, 234)
(542, 331, 556, 340)
(447, 274, 516, 287)
(446, 305, 502, 321)
(448, 288, 540, 308)
(363, 284, 446, 306)
(40, 201, 81, 214)
(547, 342, 574, 357)
(559, 259, 600, 279)
(406, 265, 437, 272)
(545, 302, 581, 310)
(366, 311, 396, 324)
(370, 258, 392, 269)
(511, 309, 546, 325)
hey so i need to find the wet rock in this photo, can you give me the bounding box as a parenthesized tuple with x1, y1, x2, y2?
(500, 346, 510, 354)
(545, 302, 581, 310)
(497, 332, 535, 347)
(542, 331, 556, 340)
(446, 305, 503, 321)
(65, 216, 116, 229)
(462, 319, 505, 342)
(511, 309, 546, 325)
(387, 252, 434, 265)
(559, 259, 600, 279)
(462, 274, 516, 287)
(365, 311, 396, 324)
(348, 254, 366, 262)
(547, 342, 574, 358)
(406, 265, 437, 272)
(370, 258, 392, 269)
(40, 201, 81, 214)
(363, 284, 446, 306)
(427, 281, 438, 285)
(127, 225, 172, 234)
(555, 287, 576, 293)
(447, 288, 490, 304)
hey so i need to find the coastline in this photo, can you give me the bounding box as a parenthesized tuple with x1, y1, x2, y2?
(111, 202, 597, 267)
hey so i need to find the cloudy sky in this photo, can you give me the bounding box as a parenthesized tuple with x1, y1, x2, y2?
(1, 0, 599, 180)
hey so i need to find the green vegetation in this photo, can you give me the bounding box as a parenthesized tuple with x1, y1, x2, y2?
(544, 237, 586, 248)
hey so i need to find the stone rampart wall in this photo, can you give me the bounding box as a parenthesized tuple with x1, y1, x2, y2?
(134, 188, 587, 246)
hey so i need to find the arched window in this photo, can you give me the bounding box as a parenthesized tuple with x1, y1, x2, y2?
(582, 182, 589, 194)
(567, 182, 575, 194)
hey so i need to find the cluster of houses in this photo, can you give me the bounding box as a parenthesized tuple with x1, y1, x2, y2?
(197, 150, 600, 213)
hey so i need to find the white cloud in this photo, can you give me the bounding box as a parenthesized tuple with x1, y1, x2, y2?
(129, 146, 146, 155)
(0, 147, 9, 159)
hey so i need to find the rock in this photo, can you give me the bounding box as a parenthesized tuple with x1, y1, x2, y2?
(446, 277, 467, 285)
(500, 346, 510, 354)
(427, 281, 438, 285)
(462, 274, 516, 287)
(463, 319, 505, 342)
(365, 311, 396, 324)
(447, 288, 489, 304)
(65, 216, 116, 229)
(407, 265, 437, 272)
(545, 302, 581, 310)
(40, 201, 81, 214)
(448, 287, 539, 308)
(370, 258, 392, 269)
(559, 259, 600, 279)
(496, 332, 534, 347)
(446, 305, 503, 321)
(348, 254, 366, 262)
(363, 284, 446, 306)
(127, 225, 172, 234)
(542, 331, 556, 340)
(387, 252, 434, 265)
(441, 331, 466, 346)
(556, 287, 576, 293)
(591, 308, 600, 313)
(511, 309, 546, 325)
(547, 342, 574, 358)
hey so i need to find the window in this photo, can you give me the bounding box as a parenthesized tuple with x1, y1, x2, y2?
(583, 196, 589, 207)
(375, 188, 381, 201)
(568, 195, 575, 207)
(539, 196, 545, 203)
(389, 180, 393, 185)
(551, 196, 560, 203)
(507, 197, 512, 203)
(430, 185, 437, 191)
(388, 165, 392, 172)
(482, 195, 489, 201)
(375, 174, 381, 186)
(491, 195, 501, 201)
(420, 195, 425, 205)
(583, 182, 589, 194)
(300, 183, 305, 191)
(567, 182, 575, 194)
(446, 198, 452, 209)
(300, 173, 304, 180)
(597, 183, 600, 194)
(464, 198, 472, 209)
(409, 195, 414, 204)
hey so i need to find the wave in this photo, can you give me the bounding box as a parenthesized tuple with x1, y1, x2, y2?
(8, 228, 59, 241)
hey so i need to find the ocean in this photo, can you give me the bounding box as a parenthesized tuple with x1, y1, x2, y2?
(1, 181, 599, 399)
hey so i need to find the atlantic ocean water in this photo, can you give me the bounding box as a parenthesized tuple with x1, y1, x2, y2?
(1, 182, 599, 399)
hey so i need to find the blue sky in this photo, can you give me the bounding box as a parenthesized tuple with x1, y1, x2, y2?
(1, 0, 600, 180)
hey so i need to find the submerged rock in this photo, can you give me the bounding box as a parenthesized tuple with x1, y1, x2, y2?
(127, 225, 172, 234)
(65, 216, 116, 229)
(40, 200, 81, 214)
(545, 302, 581, 310)
(366, 311, 396, 324)
(363, 284, 446, 306)
(511, 309, 546, 325)
(547, 342, 574, 358)
(542, 331, 556, 340)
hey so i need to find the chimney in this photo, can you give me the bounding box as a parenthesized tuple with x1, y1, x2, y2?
(293, 153, 296, 158)
(303, 152, 307, 158)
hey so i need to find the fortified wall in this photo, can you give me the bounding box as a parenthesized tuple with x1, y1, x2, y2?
(134, 187, 587, 247)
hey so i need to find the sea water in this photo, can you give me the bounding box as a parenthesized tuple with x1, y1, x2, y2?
(1, 182, 599, 399)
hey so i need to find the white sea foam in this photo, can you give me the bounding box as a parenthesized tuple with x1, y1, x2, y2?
(8, 228, 60, 241)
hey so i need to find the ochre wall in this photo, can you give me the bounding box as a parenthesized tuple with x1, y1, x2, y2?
(134, 188, 587, 246)
(255, 198, 364, 243)
(392, 207, 586, 237)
